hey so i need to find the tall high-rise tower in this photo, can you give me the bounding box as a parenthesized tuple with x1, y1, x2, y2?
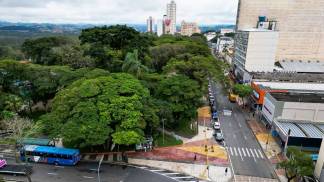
(166, 0, 176, 34)
(146, 16, 155, 33)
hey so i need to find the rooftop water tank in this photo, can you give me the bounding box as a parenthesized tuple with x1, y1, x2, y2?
(259, 16, 266, 22)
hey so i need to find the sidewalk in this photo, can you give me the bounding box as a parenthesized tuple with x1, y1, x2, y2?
(246, 119, 287, 182)
(128, 158, 232, 182)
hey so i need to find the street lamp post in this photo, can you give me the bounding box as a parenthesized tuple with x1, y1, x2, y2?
(97, 155, 104, 182)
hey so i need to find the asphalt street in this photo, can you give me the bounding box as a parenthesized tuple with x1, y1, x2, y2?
(1, 160, 179, 182)
(210, 80, 275, 179)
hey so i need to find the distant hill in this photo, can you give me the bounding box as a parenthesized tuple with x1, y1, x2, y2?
(0, 21, 234, 34)
(0, 21, 235, 47)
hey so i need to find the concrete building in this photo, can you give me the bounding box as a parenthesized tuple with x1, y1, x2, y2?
(166, 0, 176, 34)
(236, 0, 324, 62)
(204, 32, 217, 41)
(220, 28, 234, 35)
(146, 16, 155, 33)
(260, 92, 324, 159)
(163, 15, 171, 35)
(315, 139, 324, 181)
(261, 92, 324, 125)
(233, 29, 279, 83)
(251, 81, 324, 108)
(216, 36, 234, 54)
(157, 19, 163, 37)
(180, 21, 201, 36)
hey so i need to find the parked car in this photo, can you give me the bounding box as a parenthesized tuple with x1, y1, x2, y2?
(212, 105, 217, 112)
(213, 121, 220, 130)
(212, 112, 218, 119)
(214, 132, 224, 141)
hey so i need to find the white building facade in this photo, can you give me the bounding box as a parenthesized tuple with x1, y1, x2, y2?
(216, 37, 234, 54)
(166, 0, 176, 35)
(157, 19, 163, 37)
(233, 29, 279, 83)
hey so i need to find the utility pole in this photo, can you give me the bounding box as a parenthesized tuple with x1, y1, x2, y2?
(162, 118, 166, 145)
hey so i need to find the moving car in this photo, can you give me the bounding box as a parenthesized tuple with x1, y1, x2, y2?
(228, 92, 238, 103)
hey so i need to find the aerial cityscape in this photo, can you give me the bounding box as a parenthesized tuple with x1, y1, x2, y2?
(0, 0, 324, 182)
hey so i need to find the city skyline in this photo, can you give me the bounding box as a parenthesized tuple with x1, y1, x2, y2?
(0, 0, 238, 25)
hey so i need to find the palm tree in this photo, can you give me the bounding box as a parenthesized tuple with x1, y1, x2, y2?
(122, 50, 149, 78)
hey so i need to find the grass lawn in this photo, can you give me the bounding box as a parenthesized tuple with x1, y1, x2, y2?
(154, 132, 183, 147)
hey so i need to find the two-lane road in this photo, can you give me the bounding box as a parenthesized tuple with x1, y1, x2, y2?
(210, 80, 275, 179)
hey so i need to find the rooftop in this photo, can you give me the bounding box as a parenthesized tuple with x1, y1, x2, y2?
(239, 28, 276, 32)
(24, 145, 79, 155)
(278, 60, 324, 73)
(253, 81, 324, 92)
(252, 72, 324, 83)
(275, 119, 324, 139)
(270, 92, 324, 103)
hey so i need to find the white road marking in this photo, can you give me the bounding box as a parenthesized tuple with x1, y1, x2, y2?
(241, 148, 246, 157)
(245, 148, 250, 157)
(258, 149, 264, 159)
(172, 176, 195, 179)
(250, 149, 255, 158)
(238, 148, 244, 161)
(234, 147, 238, 156)
(162, 172, 180, 175)
(244, 135, 248, 140)
(83, 176, 94, 179)
(254, 149, 259, 158)
(150, 169, 166, 172)
(238, 123, 242, 128)
(47, 172, 58, 175)
(138, 166, 147, 169)
(230, 147, 233, 155)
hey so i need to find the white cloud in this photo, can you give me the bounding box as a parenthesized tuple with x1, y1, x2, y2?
(0, 0, 238, 24)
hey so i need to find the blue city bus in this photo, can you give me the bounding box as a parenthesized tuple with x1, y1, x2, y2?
(20, 145, 80, 166)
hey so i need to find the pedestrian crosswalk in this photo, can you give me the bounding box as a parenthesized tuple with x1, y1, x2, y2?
(226, 146, 265, 161)
(135, 166, 199, 182)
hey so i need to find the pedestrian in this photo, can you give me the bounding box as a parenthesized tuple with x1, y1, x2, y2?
(194, 154, 197, 161)
(225, 168, 228, 176)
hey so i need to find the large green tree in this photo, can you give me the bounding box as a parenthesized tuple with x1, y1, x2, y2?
(39, 73, 158, 148)
(122, 50, 149, 78)
(22, 36, 77, 65)
(156, 75, 202, 129)
(79, 25, 152, 70)
(0, 60, 110, 112)
(277, 147, 314, 182)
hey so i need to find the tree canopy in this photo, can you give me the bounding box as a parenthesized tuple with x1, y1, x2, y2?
(277, 147, 314, 182)
(232, 84, 253, 98)
(22, 36, 78, 65)
(39, 73, 158, 148)
(156, 75, 202, 129)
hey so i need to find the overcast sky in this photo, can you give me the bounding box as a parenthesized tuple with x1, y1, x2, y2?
(0, 0, 238, 25)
